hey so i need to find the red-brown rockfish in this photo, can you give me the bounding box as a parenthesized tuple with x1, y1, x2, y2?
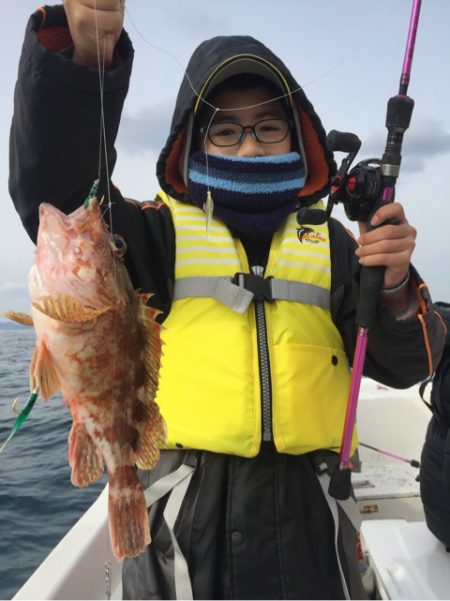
(7, 198, 166, 561)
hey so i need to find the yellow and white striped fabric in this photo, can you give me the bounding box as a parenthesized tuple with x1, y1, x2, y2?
(155, 192, 354, 457)
(171, 201, 245, 277)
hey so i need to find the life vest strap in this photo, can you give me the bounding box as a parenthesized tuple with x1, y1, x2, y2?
(173, 275, 330, 313)
(316, 465, 353, 600)
(144, 459, 197, 600)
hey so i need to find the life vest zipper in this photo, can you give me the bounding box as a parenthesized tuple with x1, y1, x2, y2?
(253, 265, 273, 442)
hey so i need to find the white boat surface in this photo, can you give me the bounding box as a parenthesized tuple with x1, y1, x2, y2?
(12, 378, 450, 600)
(13, 484, 122, 600)
(360, 520, 450, 600)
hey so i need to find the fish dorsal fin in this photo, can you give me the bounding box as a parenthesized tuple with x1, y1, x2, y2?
(137, 293, 163, 400)
(32, 295, 109, 323)
(134, 293, 166, 469)
(3, 310, 33, 326)
(30, 337, 61, 401)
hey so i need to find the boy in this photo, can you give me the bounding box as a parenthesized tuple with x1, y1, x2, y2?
(10, 1, 444, 598)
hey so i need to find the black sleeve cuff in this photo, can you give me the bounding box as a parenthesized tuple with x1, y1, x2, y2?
(24, 4, 134, 94)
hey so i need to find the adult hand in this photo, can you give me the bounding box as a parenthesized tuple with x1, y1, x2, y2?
(356, 202, 417, 290)
(63, 0, 125, 68)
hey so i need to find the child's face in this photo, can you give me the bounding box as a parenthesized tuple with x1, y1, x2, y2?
(199, 86, 292, 157)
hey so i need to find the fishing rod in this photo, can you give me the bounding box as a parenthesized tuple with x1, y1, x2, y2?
(298, 0, 423, 499)
(359, 442, 420, 469)
(328, 0, 422, 500)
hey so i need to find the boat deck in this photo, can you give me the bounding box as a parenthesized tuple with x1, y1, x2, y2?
(12, 379, 448, 600)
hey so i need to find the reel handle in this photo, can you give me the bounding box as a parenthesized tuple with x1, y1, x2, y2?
(326, 130, 361, 154)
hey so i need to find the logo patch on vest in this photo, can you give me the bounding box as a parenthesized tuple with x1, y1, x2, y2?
(296, 226, 326, 245)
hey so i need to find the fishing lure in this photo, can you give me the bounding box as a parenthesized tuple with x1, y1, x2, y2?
(83, 178, 100, 209)
(0, 390, 38, 453)
(204, 189, 214, 239)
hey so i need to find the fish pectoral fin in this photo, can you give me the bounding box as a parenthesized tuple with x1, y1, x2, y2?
(69, 422, 104, 487)
(3, 310, 33, 326)
(32, 295, 108, 323)
(30, 338, 60, 401)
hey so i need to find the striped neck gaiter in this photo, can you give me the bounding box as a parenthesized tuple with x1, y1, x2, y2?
(188, 151, 306, 240)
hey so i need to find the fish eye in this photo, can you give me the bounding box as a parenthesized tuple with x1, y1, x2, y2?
(111, 234, 127, 257)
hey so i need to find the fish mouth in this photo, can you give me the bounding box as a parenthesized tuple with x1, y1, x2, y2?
(38, 200, 103, 239)
(38, 203, 73, 234)
(39, 202, 65, 219)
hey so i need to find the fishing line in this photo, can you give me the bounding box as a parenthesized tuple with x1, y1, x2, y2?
(124, 5, 216, 112)
(125, 4, 366, 117)
(300, 43, 364, 89)
(93, 1, 114, 233)
(93, 1, 119, 582)
(124, 2, 367, 236)
(201, 107, 219, 237)
(93, 0, 127, 319)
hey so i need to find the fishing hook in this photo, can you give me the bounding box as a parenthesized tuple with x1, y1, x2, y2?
(12, 396, 22, 415)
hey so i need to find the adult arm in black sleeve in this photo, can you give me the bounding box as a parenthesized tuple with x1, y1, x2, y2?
(329, 218, 445, 388)
(9, 5, 132, 241)
(9, 5, 175, 319)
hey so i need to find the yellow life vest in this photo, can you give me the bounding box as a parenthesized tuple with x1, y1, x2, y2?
(155, 192, 355, 457)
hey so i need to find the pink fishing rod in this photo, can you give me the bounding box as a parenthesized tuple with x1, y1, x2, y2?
(328, 0, 423, 500)
(359, 442, 420, 468)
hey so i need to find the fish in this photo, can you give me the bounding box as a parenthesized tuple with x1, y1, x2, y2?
(6, 198, 166, 561)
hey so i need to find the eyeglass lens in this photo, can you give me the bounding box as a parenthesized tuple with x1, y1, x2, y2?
(207, 119, 290, 147)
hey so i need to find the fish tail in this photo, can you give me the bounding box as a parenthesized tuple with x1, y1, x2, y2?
(108, 465, 150, 560)
(69, 422, 104, 487)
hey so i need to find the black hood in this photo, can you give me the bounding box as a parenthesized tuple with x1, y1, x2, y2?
(157, 35, 336, 206)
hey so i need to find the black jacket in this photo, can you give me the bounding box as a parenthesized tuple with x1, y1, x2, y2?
(9, 6, 444, 388)
(420, 303, 450, 548)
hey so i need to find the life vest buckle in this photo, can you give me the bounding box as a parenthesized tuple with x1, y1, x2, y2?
(232, 272, 274, 302)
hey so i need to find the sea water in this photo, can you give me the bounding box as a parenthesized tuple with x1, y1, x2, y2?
(0, 328, 107, 600)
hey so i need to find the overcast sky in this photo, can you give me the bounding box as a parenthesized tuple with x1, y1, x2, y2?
(2, 0, 450, 317)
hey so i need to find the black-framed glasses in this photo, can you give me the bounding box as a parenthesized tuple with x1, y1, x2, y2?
(200, 118, 293, 147)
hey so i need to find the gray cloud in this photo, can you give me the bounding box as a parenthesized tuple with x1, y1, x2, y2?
(404, 119, 450, 156)
(126, 1, 230, 41)
(169, 3, 230, 33)
(117, 102, 174, 155)
(361, 117, 450, 173)
(0, 282, 28, 295)
(398, 156, 426, 174)
(0, 282, 30, 316)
